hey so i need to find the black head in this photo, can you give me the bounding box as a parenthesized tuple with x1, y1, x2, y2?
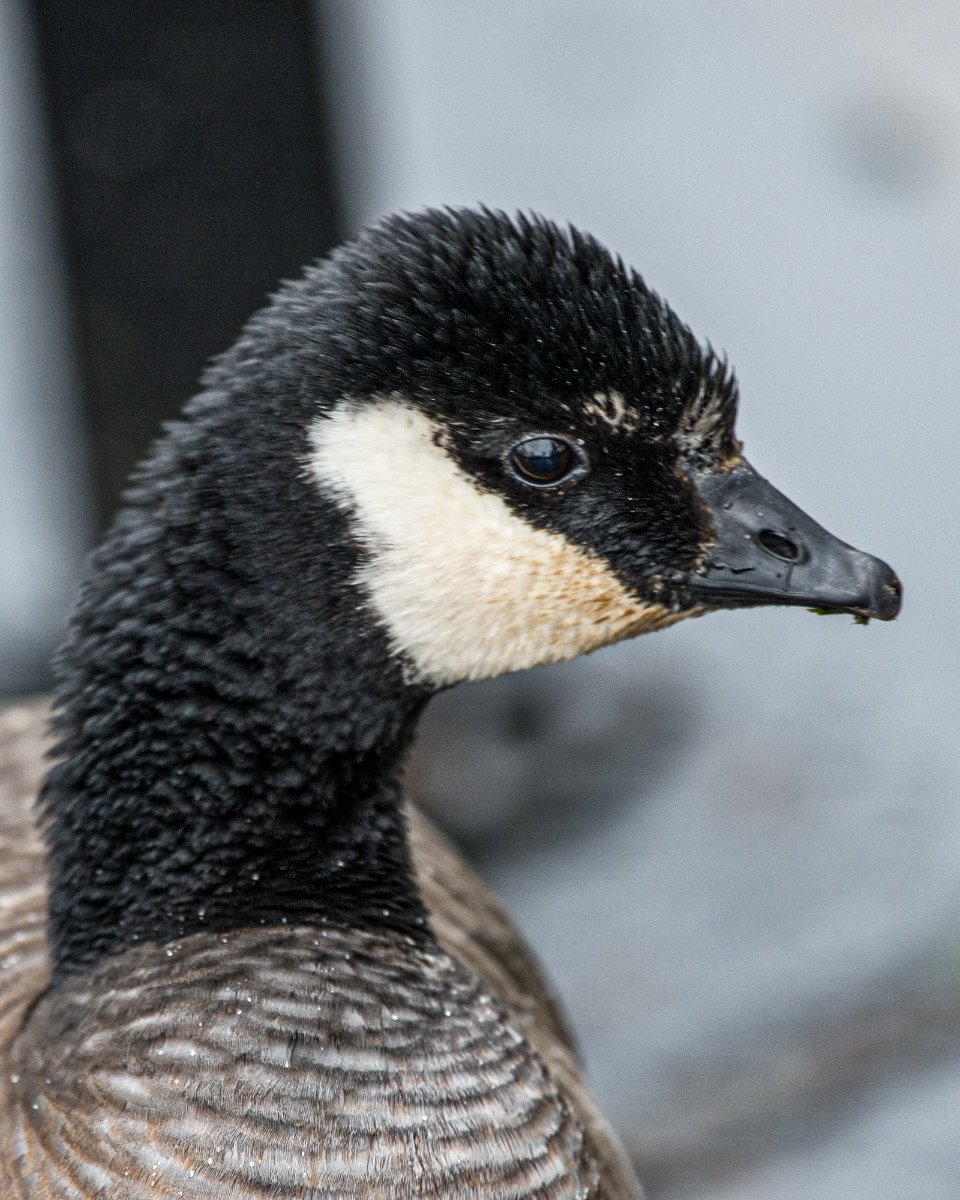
(236, 206, 900, 687)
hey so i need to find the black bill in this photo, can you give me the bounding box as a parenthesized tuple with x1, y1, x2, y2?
(687, 462, 902, 621)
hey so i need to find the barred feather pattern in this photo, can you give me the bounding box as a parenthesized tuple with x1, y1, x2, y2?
(0, 704, 641, 1199)
(0, 703, 50, 1052)
(8, 925, 599, 1199)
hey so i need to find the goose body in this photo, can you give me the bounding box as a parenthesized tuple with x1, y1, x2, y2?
(0, 210, 900, 1197)
(0, 701, 631, 1198)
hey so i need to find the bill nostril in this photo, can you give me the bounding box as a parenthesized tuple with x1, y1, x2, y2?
(757, 528, 803, 563)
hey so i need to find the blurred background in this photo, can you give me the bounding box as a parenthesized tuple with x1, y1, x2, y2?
(1, 2, 958, 1196)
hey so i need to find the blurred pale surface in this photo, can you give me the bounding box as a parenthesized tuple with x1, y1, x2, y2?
(0, 0, 88, 691)
(334, 2, 960, 1195)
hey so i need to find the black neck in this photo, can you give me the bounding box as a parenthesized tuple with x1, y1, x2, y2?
(43, 392, 432, 978)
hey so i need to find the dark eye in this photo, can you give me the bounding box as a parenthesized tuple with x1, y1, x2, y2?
(508, 436, 584, 487)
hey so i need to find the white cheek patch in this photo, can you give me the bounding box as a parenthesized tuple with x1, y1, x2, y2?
(307, 399, 682, 686)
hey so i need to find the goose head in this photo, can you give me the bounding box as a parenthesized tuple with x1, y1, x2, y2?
(298, 208, 900, 689)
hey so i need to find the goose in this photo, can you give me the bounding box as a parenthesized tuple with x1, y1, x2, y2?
(0, 208, 901, 1199)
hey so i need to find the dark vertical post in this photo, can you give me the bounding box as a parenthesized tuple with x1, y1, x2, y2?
(29, 0, 345, 527)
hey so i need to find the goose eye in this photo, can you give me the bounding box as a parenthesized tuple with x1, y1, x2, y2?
(508, 436, 583, 487)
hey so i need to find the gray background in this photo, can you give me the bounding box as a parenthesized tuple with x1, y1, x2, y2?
(3, 2, 959, 1195)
